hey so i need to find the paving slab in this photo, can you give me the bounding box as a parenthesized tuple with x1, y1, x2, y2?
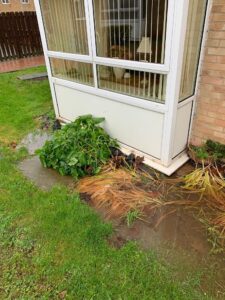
(18, 72, 48, 81)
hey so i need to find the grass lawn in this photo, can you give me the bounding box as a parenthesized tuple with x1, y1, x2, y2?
(0, 66, 52, 144)
(0, 68, 213, 299)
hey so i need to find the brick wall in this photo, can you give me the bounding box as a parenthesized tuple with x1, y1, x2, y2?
(191, 0, 225, 146)
(0, 0, 35, 12)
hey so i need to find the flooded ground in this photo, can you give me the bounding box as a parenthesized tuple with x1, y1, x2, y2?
(17, 130, 51, 155)
(17, 131, 225, 298)
(19, 156, 74, 190)
(18, 131, 74, 190)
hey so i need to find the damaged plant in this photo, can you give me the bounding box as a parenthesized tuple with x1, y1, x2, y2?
(189, 139, 225, 168)
(184, 140, 225, 199)
(77, 166, 162, 219)
(181, 140, 225, 250)
(37, 115, 118, 178)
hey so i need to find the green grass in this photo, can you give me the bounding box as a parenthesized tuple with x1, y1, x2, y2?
(0, 147, 208, 299)
(0, 66, 52, 143)
(0, 68, 213, 299)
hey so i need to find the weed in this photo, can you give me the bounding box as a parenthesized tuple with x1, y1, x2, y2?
(37, 115, 118, 178)
(126, 210, 141, 227)
(189, 140, 225, 166)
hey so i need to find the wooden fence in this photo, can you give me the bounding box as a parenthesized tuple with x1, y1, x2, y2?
(0, 11, 43, 61)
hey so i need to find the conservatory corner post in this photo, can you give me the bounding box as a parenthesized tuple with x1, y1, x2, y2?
(34, 0, 60, 118)
(86, 0, 98, 89)
(161, 0, 190, 167)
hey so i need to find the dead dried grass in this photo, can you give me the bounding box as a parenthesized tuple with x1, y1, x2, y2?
(77, 167, 162, 219)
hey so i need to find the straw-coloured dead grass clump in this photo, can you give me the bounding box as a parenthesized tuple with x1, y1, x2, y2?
(77, 168, 162, 219)
(182, 166, 225, 202)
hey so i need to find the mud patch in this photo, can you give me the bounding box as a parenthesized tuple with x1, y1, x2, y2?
(119, 207, 210, 255)
(18, 156, 73, 190)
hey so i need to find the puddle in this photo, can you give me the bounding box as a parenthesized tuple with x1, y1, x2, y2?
(19, 156, 74, 191)
(82, 196, 210, 256)
(116, 208, 210, 255)
(17, 130, 51, 155)
(17, 131, 74, 190)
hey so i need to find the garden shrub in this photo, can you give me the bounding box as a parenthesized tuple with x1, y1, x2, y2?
(38, 115, 118, 178)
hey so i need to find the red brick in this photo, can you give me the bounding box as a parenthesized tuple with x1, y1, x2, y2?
(0, 0, 35, 12)
(212, 5, 225, 13)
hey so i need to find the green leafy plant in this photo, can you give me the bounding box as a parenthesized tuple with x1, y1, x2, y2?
(189, 140, 225, 164)
(205, 139, 225, 160)
(37, 115, 118, 178)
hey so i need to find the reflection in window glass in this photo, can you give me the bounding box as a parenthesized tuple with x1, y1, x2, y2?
(97, 65, 166, 103)
(50, 58, 94, 86)
(93, 0, 168, 64)
(179, 0, 207, 101)
(40, 0, 89, 54)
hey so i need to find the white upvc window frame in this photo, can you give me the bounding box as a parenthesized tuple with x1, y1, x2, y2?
(35, 0, 174, 111)
(34, 0, 210, 169)
(21, 0, 29, 4)
(2, 0, 10, 4)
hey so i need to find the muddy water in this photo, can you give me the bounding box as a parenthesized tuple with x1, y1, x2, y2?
(18, 156, 74, 190)
(17, 130, 51, 155)
(18, 131, 74, 190)
(117, 208, 210, 255)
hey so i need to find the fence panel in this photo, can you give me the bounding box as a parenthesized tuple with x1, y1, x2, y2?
(0, 11, 43, 61)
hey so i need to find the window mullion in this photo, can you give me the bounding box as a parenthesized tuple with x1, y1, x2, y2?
(85, 0, 98, 88)
(84, 0, 94, 57)
(94, 57, 169, 74)
(47, 51, 92, 63)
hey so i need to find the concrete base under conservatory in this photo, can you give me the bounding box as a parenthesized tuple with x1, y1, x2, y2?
(121, 144, 189, 176)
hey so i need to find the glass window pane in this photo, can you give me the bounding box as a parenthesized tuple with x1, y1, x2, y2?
(97, 65, 166, 103)
(40, 0, 89, 54)
(50, 58, 94, 86)
(179, 0, 207, 101)
(94, 0, 168, 64)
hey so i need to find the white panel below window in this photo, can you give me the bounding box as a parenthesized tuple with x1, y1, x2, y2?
(54, 84, 164, 159)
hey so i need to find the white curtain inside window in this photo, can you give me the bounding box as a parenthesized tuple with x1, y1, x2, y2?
(40, 0, 89, 54)
(93, 0, 168, 64)
(50, 58, 94, 86)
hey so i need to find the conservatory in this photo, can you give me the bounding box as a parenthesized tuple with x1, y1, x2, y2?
(34, 0, 209, 175)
